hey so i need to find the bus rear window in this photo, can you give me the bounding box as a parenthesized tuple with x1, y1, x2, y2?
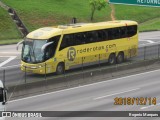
(127, 25, 137, 37)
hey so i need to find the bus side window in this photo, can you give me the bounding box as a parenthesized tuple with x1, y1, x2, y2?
(74, 34, 81, 45)
(112, 27, 120, 39)
(46, 36, 60, 59)
(60, 35, 67, 50)
(61, 34, 76, 50)
(85, 31, 98, 43)
(67, 34, 75, 47)
(74, 33, 85, 45)
(107, 29, 113, 40)
(127, 25, 137, 37)
(120, 27, 127, 38)
(97, 30, 108, 41)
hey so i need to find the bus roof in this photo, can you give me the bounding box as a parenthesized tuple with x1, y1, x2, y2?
(26, 20, 138, 39)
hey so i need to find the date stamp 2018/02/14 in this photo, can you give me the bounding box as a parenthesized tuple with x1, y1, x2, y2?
(114, 97, 156, 105)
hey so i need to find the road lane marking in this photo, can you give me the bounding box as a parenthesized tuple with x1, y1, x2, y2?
(0, 64, 20, 69)
(139, 40, 155, 43)
(0, 56, 17, 67)
(93, 88, 140, 100)
(9, 69, 160, 103)
(0, 56, 17, 57)
(0, 52, 20, 54)
(145, 40, 155, 43)
(141, 103, 160, 110)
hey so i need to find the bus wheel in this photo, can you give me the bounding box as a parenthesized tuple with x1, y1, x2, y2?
(116, 52, 124, 64)
(56, 63, 64, 75)
(108, 53, 116, 65)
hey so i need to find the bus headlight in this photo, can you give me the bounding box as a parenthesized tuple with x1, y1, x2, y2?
(31, 66, 37, 69)
(38, 65, 43, 68)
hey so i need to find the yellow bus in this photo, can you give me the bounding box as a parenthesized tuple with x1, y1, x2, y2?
(18, 20, 138, 74)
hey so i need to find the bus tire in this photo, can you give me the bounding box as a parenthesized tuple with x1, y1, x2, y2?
(56, 63, 64, 75)
(116, 52, 124, 64)
(108, 53, 116, 65)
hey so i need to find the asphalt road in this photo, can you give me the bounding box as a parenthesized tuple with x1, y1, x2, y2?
(0, 31, 160, 86)
(6, 69, 160, 120)
(139, 31, 160, 45)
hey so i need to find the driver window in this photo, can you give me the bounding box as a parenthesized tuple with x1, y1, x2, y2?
(45, 36, 60, 60)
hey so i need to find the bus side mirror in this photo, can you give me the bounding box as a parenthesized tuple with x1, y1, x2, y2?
(41, 42, 54, 52)
(16, 40, 24, 51)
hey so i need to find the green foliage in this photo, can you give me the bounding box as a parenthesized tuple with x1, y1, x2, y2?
(89, 0, 106, 10)
(139, 18, 160, 31)
(0, 7, 21, 40)
(0, 0, 160, 44)
(89, 0, 107, 21)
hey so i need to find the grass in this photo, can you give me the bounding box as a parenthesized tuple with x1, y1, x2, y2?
(2, 0, 111, 31)
(0, 7, 21, 41)
(0, 0, 160, 44)
(139, 18, 160, 31)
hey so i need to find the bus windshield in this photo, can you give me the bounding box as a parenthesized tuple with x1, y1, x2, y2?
(22, 36, 60, 63)
(22, 39, 47, 63)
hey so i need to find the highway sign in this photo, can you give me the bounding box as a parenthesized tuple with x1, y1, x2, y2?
(109, 0, 160, 7)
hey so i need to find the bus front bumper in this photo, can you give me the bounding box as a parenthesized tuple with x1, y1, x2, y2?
(21, 63, 55, 74)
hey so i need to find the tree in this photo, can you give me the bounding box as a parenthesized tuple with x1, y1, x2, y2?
(89, 0, 107, 21)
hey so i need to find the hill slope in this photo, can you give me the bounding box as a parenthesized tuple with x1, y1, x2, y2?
(0, 0, 160, 41)
(0, 7, 21, 41)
